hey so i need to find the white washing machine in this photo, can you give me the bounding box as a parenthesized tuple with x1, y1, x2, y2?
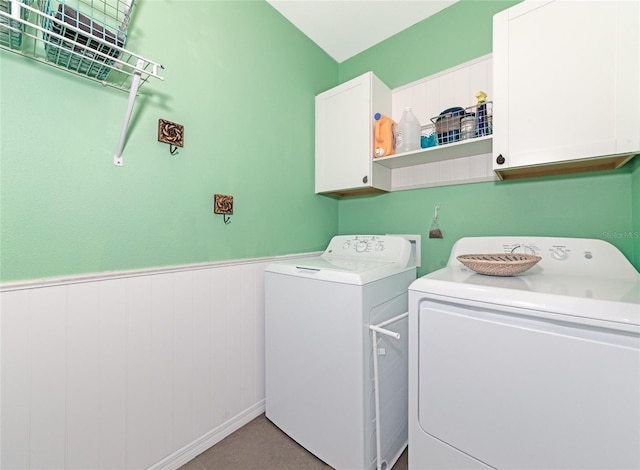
(265, 235, 417, 470)
(408, 236, 640, 470)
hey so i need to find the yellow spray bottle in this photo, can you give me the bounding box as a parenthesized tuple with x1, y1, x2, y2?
(476, 90, 488, 136)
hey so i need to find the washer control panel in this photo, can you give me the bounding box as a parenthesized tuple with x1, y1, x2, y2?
(340, 235, 386, 253)
(323, 235, 412, 264)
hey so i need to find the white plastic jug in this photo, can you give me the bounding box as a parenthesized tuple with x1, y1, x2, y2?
(396, 107, 421, 153)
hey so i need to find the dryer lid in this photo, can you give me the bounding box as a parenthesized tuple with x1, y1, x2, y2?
(410, 236, 640, 330)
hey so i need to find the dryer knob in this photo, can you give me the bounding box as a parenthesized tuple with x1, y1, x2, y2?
(511, 244, 537, 255)
(551, 247, 568, 260)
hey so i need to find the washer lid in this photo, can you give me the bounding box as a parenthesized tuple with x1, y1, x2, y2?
(265, 256, 411, 285)
(265, 235, 415, 285)
(410, 267, 640, 329)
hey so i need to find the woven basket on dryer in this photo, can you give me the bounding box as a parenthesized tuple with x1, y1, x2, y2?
(456, 253, 541, 276)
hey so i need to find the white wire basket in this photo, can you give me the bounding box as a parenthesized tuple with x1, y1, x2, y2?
(463, 101, 493, 139)
(0, 0, 30, 49)
(0, 0, 163, 165)
(430, 102, 493, 146)
(42, 0, 131, 80)
(0, 0, 162, 92)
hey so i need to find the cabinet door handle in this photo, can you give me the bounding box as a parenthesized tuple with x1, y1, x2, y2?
(496, 154, 505, 165)
(362, 175, 368, 184)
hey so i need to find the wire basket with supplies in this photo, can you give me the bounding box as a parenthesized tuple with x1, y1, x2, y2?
(462, 101, 493, 140)
(430, 101, 493, 146)
(0, 0, 31, 49)
(430, 106, 464, 145)
(42, 0, 131, 80)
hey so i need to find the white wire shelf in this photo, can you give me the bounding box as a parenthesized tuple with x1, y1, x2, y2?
(1, 0, 164, 166)
(0, 0, 163, 93)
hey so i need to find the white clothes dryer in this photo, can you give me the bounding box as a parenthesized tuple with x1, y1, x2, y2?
(265, 235, 417, 470)
(408, 236, 640, 470)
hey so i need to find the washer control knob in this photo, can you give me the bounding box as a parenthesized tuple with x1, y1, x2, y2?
(551, 247, 568, 260)
(342, 241, 351, 249)
(355, 241, 368, 253)
(375, 241, 384, 251)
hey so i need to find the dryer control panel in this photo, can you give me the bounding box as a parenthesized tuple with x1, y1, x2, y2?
(449, 236, 638, 277)
(506, 242, 571, 262)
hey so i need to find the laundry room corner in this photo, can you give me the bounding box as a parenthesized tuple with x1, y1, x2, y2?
(335, 0, 638, 275)
(1, 0, 638, 469)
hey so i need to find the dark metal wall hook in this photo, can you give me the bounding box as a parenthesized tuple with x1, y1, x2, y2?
(214, 194, 234, 225)
(158, 119, 184, 156)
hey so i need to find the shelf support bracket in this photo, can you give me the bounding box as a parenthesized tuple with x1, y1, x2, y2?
(114, 58, 144, 166)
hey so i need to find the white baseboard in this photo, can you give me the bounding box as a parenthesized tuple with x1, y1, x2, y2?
(149, 400, 266, 470)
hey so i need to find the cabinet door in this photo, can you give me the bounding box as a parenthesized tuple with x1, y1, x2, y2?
(315, 72, 391, 195)
(493, 1, 639, 176)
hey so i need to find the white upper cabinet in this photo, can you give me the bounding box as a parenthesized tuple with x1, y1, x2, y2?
(492, 0, 639, 180)
(315, 72, 391, 196)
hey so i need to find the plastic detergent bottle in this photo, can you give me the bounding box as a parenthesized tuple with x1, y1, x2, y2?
(396, 107, 421, 153)
(373, 113, 396, 158)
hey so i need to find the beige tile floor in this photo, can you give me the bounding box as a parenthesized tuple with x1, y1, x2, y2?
(179, 414, 408, 470)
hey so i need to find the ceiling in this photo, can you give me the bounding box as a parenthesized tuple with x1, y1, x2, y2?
(266, 0, 458, 63)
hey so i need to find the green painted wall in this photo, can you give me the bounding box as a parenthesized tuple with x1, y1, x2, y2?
(339, 0, 522, 88)
(339, 170, 635, 274)
(633, 160, 640, 268)
(0, 0, 339, 282)
(337, 0, 639, 274)
(2, 0, 638, 282)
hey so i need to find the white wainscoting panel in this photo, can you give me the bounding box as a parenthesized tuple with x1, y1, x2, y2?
(0, 254, 313, 470)
(391, 153, 496, 190)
